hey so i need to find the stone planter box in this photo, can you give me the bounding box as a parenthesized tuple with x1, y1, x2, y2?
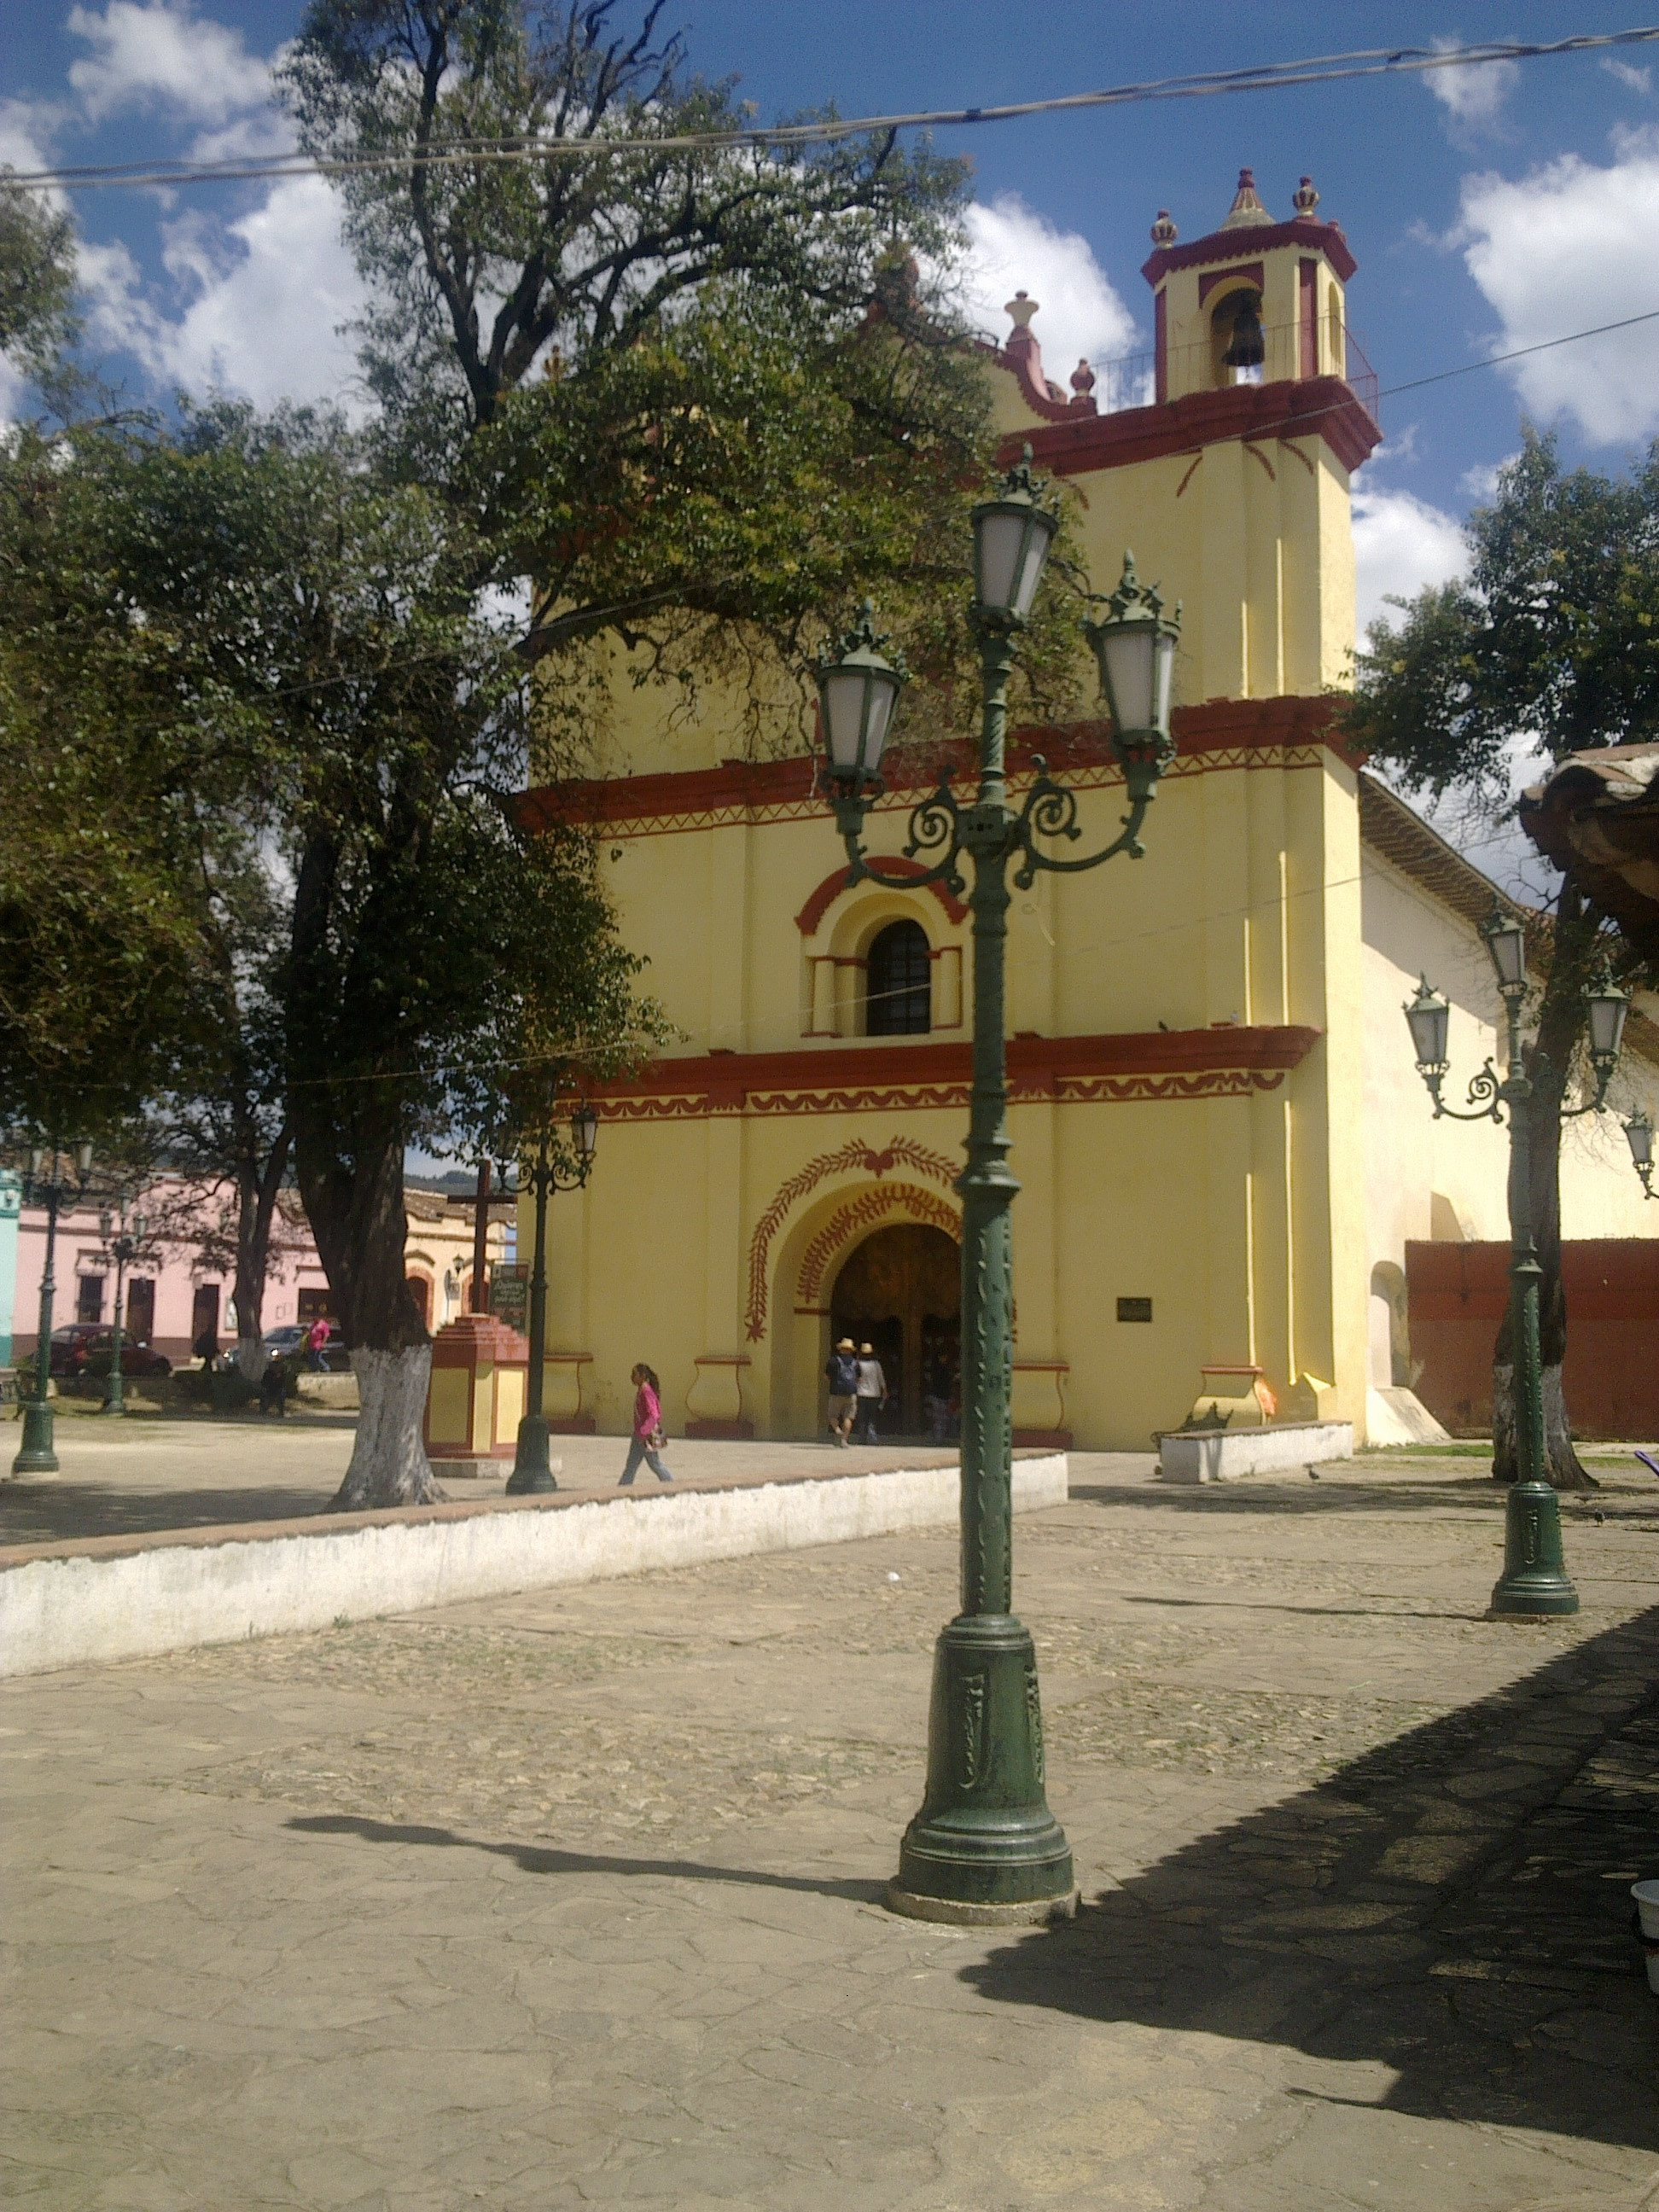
(1157, 1419, 1353, 1483)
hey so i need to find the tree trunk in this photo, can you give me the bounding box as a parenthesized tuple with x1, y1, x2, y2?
(232, 1122, 292, 1379)
(1491, 885, 1598, 1492)
(289, 833, 440, 1511)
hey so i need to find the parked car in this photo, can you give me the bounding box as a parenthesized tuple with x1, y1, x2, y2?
(261, 1321, 352, 1372)
(48, 1324, 171, 1379)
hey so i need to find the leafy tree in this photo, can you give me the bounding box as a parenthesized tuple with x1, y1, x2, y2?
(0, 170, 79, 399)
(1344, 429, 1659, 1489)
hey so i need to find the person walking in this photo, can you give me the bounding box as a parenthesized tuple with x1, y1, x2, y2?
(824, 1336, 859, 1447)
(303, 1315, 331, 1372)
(619, 1362, 675, 1485)
(854, 1342, 888, 1443)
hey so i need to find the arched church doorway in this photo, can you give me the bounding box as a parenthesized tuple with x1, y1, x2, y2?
(830, 1223, 960, 1439)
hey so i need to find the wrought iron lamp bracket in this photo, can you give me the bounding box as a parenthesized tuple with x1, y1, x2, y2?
(1423, 1057, 1505, 1123)
(1010, 755, 1154, 888)
(835, 770, 969, 900)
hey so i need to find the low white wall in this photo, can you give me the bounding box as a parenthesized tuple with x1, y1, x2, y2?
(1159, 1423, 1353, 1484)
(0, 1454, 1068, 1679)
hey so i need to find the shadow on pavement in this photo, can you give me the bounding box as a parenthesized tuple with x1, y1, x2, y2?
(286, 1813, 887, 1905)
(965, 1604, 1659, 2154)
(0, 1481, 335, 1542)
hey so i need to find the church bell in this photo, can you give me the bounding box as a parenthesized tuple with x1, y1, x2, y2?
(1220, 294, 1266, 370)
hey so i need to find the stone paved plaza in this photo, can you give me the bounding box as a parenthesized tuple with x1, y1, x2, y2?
(4, 1450, 1658, 2209)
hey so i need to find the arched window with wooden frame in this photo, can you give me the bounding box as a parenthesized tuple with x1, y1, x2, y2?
(865, 918, 932, 1036)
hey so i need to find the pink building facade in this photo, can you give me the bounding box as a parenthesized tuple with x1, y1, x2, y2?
(9, 1180, 507, 1365)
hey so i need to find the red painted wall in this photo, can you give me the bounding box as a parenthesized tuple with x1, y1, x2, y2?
(1406, 1239, 1659, 1441)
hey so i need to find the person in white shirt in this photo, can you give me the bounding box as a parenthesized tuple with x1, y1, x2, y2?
(855, 1342, 888, 1443)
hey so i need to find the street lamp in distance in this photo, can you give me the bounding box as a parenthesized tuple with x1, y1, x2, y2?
(1404, 911, 1630, 1616)
(506, 1103, 599, 1496)
(12, 1138, 94, 1476)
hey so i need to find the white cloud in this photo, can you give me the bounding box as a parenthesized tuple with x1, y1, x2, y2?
(1351, 485, 1468, 637)
(67, 0, 270, 125)
(1458, 131, 1659, 443)
(1458, 457, 1514, 504)
(1426, 36, 1519, 136)
(86, 177, 366, 411)
(1602, 57, 1651, 94)
(961, 194, 1138, 381)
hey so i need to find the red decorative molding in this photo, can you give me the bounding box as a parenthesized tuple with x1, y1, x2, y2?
(517, 695, 1356, 840)
(597, 1027, 1319, 1139)
(1143, 214, 1357, 287)
(742, 1136, 959, 1342)
(1197, 260, 1264, 307)
(796, 1185, 962, 1312)
(998, 374, 1381, 480)
(795, 857, 968, 936)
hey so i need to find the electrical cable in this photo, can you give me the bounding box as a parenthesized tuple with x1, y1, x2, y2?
(10, 27, 1659, 190)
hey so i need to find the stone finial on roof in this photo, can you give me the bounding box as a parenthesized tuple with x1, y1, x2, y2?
(1150, 208, 1178, 247)
(1070, 358, 1097, 398)
(1292, 174, 1320, 216)
(1222, 166, 1272, 229)
(1004, 289, 1039, 332)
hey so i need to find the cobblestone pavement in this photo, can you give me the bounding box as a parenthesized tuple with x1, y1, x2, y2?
(4, 1456, 1657, 2209)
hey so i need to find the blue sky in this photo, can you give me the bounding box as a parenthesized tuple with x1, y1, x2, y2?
(4, 0, 1659, 635)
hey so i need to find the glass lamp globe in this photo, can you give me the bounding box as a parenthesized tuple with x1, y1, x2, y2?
(971, 445, 1058, 622)
(816, 602, 906, 791)
(1404, 975, 1451, 1072)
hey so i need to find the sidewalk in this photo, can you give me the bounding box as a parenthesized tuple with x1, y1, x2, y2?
(4, 1455, 1656, 2209)
(0, 1415, 982, 1549)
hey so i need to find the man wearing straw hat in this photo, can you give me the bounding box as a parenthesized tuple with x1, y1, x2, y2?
(824, 1336, 860, 1447)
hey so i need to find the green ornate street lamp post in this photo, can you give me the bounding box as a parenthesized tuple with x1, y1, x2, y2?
(12, 1138, 94, 1476)
(1404, 910, 1629, 1616)
(507, 1103, 598, 1495)
(97, 1195, 148, 1417)
(817, 449, 1181, 1921)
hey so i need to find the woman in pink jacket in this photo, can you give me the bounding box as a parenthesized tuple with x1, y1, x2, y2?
(619, 1363, 675, 1486)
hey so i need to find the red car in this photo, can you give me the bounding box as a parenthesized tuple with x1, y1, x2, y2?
(48, 1324, 172, 1380)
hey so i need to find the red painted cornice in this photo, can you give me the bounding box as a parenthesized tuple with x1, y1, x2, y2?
(516, 695, 1359, 835)
(1142, 216, 1357, 287)
(998, 375, 1381, 479)
(595, 1025, 1320, 1108)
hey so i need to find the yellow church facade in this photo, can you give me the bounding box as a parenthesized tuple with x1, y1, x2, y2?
(515, 170, 1656, 1452)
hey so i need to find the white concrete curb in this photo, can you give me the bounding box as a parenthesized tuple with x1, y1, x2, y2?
(0, 1453, 1068, 1679)
(1158, 1423, 1353, 1483)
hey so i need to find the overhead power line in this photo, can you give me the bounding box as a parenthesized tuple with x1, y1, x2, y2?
(11, 26, 1659, 191)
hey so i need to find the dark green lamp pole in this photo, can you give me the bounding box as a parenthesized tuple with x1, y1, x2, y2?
(97, 1196, 147, 1417)
(1405, 911, 1629, 1616)
(507, 1103, 598, 1495)
(12, 1138, 93, 1476)
(818, 449, 1181, 1923)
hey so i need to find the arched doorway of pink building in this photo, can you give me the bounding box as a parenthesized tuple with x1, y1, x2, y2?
(829, 1223, 960, 1441)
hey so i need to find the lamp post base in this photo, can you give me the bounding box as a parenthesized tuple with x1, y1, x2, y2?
(505, 1415, 558, 1495)
(888, 1615, 1074, 1915)
(12, 1400, 59, 1476)
(1489, 1478, 1579, 1616)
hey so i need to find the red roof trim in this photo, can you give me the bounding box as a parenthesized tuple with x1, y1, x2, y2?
(595, 1025, 1321, 1108)
(1143, 216, 1357, 287)
(996, 375, 1381, 478)
(515, 695, 1359, 835)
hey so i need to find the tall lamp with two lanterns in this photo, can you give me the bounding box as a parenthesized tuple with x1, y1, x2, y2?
(815, 445, 1182, 1923)
(506, 1099, 598, 1496)
(1404, 908, 1629, 1616)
